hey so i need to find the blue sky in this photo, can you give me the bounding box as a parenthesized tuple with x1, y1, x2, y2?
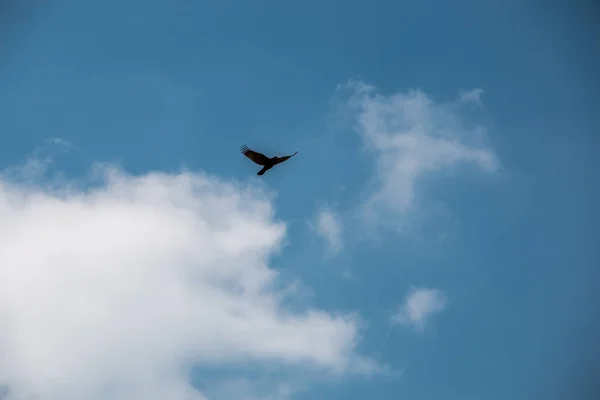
(0, 1, 598, 400)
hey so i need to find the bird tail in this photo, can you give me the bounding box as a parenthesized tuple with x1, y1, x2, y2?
(257, 166, 269, 175)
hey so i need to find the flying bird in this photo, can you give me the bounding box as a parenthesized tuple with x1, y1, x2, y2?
(240, 145, 298, 175)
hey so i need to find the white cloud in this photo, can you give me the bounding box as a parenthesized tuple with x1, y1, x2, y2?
(392, 288, 447, 332)
(340, 80, 499, 229)
(312, 207, 343, 256)
(0, 163, 374, 400)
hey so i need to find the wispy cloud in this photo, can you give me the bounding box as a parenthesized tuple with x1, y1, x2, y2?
(338, 80, 499, 231)
(392, 287, 447, 332)
(0, 161, 376, 400)
(458, 88, 485, 104)
(312, 207, 343, 256)
(0, 136, 75, 183)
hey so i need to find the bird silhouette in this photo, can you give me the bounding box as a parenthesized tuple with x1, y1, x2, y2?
(240, 145, 298, 175)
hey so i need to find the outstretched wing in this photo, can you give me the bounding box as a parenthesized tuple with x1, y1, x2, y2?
(273, 151, 298, 165)
(241, 145, 270, 166)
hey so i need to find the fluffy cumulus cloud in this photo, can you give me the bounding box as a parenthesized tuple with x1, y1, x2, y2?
(0, 163, 374, 400)
(392, 288, 447, 332)
(339, 80, 499, 229)
(311, 207, 343, 256)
